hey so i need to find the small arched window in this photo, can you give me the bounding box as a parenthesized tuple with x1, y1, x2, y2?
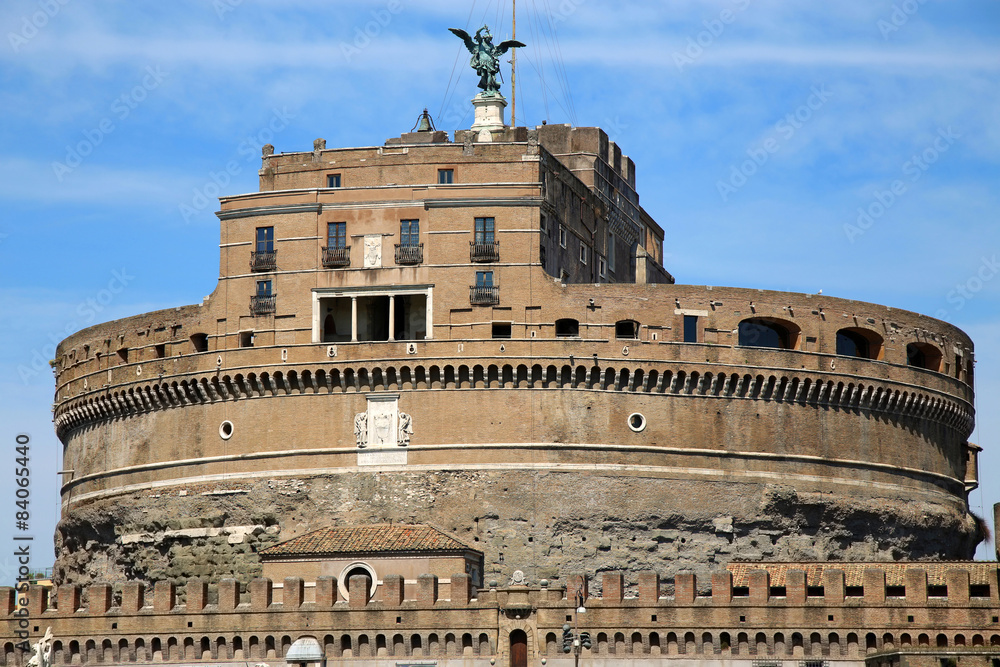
(907, 342, 942, 372)
(738, 318, 799, 350)
(615, 319, 639, 339)
(837, 327, 883, 360)
(555, 318, 580, 337)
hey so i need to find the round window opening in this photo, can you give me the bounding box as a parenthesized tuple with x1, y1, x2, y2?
(338, 562, 378, 601)
(219, 420, 234, 440)
(628, 412, 646, 432)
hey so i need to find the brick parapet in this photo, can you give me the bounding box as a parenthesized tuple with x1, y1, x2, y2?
(3, 567, 997, 667)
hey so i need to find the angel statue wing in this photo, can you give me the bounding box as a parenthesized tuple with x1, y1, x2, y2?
(448, 28, 476, 54)
(496, 39, 526, 54)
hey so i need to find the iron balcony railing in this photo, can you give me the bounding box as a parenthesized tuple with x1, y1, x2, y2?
(250, 250, 277, 272)
(250, 294, 276, 316)
(470, 240, 499, 262)
(470, 285, 499, 306)
(395, 243, 424, 265)
(322, 245, 351, 268)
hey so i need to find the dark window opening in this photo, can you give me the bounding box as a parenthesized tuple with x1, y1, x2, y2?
(615, 319, 638, 339)
(492, 322, 512, 339)
(837, 327, 883, 359)
(344, 566, 372, 600)
(117, 347, 128, 363)
(327, 173, 341, 188)
(907, 342, 942, 371)
(438, 169, 454, 184)
(806, 586, 825, 597)
(886, 586, 906, 597)
(190, 333, 209, 353)
(555, 318, 580, 338)
(540, 244, 546, 266)
(738, 317, 798, 349)
(927, 585, 948, 597)
(239, 332, 254, 348)
(845, 586, 864, 597)
(732, 587, 749, 597)
(970, 584, 990, 597)
(769, 586, 786, 597)
(154, 344, 165, 359)
(683, 315, 698, 343)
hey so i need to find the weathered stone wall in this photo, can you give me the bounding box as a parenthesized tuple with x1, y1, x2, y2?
(54, 470, 980, 590)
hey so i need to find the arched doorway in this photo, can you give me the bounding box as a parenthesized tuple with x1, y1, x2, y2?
(509, 630, 527, 667)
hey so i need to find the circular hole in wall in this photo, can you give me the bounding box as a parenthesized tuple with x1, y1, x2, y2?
(219, 420, 234, 440)
(339, 561, 378, 601)
(628, 412, 646, 432)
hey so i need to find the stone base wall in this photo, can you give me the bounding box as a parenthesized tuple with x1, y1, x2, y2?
(54, 471, 980, 589)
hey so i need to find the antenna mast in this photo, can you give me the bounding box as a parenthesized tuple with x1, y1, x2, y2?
(511, 0, 517, 126)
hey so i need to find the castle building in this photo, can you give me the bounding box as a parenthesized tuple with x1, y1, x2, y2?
(5, 61, 996, 667)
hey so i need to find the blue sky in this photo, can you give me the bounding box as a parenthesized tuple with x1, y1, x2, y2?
(1, 0, 998, 574)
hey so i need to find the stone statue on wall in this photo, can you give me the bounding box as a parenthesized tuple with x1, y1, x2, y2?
(449, 25, 525, 96)
(398, 412, 412, 446)
(354, 412, 367, 448)
(26, 628, 53, 667)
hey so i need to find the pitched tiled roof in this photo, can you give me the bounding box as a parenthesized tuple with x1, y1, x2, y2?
(260, 524, 477, 558)
(726, 561, 998, 587)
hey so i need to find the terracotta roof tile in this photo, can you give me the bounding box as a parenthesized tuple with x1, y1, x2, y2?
(260, 524, 476, 558)
(726, 562, 999, 587)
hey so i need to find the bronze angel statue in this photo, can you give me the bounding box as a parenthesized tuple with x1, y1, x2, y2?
(449, 25, 525, 96)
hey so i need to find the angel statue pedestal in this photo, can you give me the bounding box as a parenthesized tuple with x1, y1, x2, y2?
(471, 92, 508, 141)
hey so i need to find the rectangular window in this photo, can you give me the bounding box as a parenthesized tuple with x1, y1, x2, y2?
(492, 322, 511, 339)
(438, 169, 454, 184)
(400, 219, 419, 246)
(327, 222, 347, 248)
(559, 225, 567, 248)
(540, 214, 547, 232)
(579, 243, 588, 265)
(474, 217, 495, 244)
(598, 257, 607, 278)
(683, 315, 698, 343)
(539, 244, 546, 266)
(476, 271, 493, 287)
(327, 173, 341, 188)
(256, 280, 272, 297)
(255, 226, 274, 253)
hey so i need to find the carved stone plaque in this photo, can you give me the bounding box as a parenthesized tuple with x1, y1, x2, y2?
(364, 234, 382, 268)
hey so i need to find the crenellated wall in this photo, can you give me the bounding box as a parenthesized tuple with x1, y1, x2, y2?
(2, 565, 998, 666)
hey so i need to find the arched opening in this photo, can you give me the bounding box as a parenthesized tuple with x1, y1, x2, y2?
(509, 630, 527, 667)
(615, 319, 639, 339)
(837, 327, 883, 359)
(343, 565, 374, 601)
(555, 318, 580, 337)
(738, 317, 799, 349)
(907, 342, 942, 371)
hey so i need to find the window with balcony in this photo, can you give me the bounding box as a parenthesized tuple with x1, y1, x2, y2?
(251, 280, 275, 315)
(471, 271, 498, 305)
(438, 169, 454, 184)
(396, 219, 423, 264)
(323, 222, 350, 267)
(251, 226, 275, 271)
(327, 173, 341, 188)
(471, 217, 499, 262)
